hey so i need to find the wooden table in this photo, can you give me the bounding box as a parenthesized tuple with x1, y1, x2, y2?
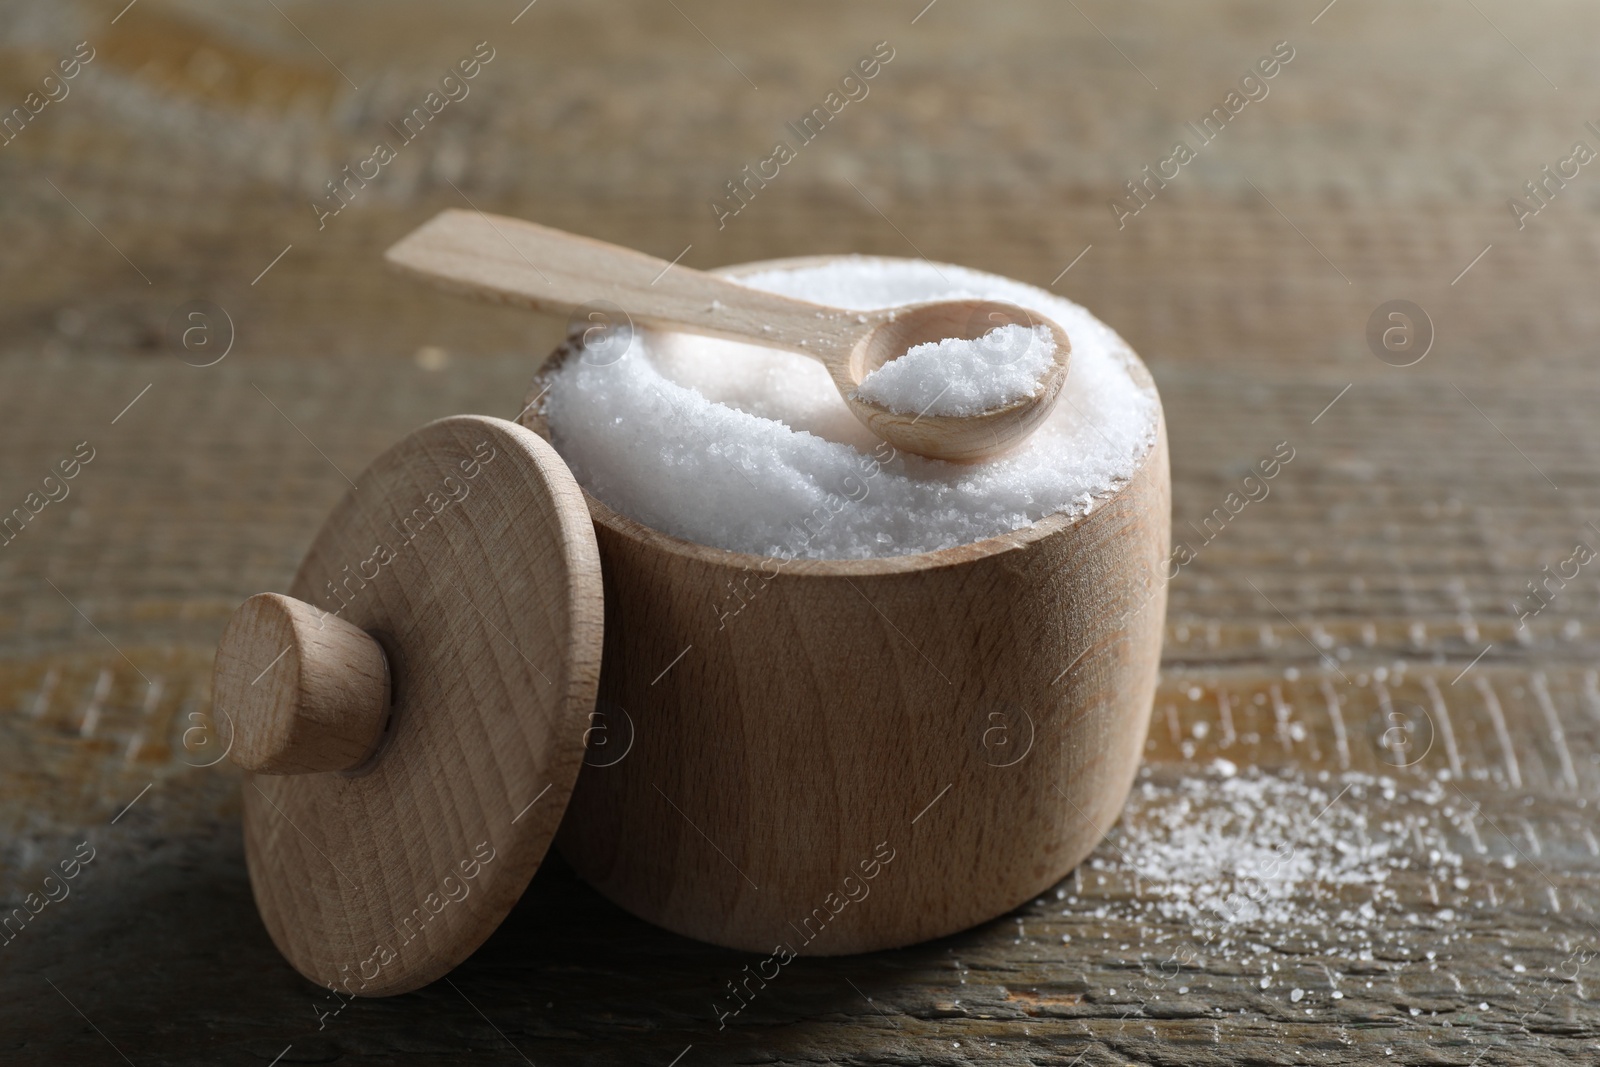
(3, 1, 1597, 1063)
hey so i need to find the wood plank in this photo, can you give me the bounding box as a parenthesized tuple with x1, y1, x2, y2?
(3, 1, 1598, 1063)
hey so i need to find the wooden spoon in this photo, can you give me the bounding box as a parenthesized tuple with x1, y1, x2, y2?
(385, 210, 1071, 463)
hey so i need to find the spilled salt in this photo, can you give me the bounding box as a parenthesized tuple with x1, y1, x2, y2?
(852, 323, 1057, 416)
(1054, 764, 1496, 989)
(541, 256, 1159, 559)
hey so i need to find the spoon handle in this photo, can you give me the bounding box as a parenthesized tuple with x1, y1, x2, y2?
(386, 210, 867, 365)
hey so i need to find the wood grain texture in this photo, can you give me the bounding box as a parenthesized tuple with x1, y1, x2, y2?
(3, 0, 1600, 1063)
(385, 210, 880, 357)
(243, 415, 604, 996)
(214, 592, 391, 775)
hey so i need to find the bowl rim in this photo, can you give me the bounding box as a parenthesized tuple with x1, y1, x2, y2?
(521, 253, 1166, 577)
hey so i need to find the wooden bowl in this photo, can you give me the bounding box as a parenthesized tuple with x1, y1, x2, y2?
(520, 255, 1170, 955)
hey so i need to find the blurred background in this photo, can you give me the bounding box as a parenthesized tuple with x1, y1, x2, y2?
(3, 1, 1598, 1064)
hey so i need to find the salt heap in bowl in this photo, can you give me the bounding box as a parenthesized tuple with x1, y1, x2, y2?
(852, 322, 1059, 417)
(540, 256, 1160, 560)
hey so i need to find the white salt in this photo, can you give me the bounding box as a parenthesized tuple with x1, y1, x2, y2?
(1061, 766, 1481, 976)
(852, 323, 1057, 417)
(541, 256, 1159, 560)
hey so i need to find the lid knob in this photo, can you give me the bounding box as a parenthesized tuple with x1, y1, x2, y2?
(213, 592, 391, 775)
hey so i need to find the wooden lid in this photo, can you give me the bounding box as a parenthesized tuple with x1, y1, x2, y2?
(219, 415, 603, 996)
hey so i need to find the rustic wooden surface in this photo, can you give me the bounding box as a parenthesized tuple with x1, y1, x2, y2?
(2, 1, 1598, 1064)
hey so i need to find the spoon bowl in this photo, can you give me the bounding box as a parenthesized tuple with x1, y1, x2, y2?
(841, 298, 1072, 463)
(386, 211, 1072, 463)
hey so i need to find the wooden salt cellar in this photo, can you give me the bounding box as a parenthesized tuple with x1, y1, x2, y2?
(211, 252, 1169, 996)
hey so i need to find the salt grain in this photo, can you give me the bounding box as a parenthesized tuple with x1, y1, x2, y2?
(542, 257, 1159, 559)
(1072, 767, 1478, 983)
(852, 323, 1057, 416)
